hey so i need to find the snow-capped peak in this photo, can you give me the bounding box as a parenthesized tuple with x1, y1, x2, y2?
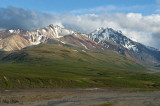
(26, 25, 77, 45)
(89, 27, 139, 52)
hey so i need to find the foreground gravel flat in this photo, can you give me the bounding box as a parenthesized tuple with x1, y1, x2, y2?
(0, 88, 160, 106)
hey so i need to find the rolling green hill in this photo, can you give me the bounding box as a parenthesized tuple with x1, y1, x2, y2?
(0, 44, 160, 89)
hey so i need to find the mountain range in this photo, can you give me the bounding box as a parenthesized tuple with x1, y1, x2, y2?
(0, 24, 160, 66)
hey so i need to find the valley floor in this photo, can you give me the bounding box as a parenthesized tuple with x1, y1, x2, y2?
(0, 88, 160, 106)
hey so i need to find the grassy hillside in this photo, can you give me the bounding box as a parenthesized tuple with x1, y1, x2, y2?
(0, 45, 160, 89)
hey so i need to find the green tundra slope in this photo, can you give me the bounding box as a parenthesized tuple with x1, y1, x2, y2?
(0, 44, 160, 89)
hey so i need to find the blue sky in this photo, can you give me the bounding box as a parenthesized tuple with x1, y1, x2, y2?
(0, 0, 159, 15)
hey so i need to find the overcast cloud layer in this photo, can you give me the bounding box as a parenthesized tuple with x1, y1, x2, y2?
(0, 6, 160, 49)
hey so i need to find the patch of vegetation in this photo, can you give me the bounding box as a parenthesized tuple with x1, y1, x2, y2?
(0, 45, 160, 89)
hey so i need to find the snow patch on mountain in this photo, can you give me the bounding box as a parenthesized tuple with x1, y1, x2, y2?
(9, 30, 15, 33)
(60, 41, 66, 44)
(80, 42, 89, 50)
(42, 29, 47, 33)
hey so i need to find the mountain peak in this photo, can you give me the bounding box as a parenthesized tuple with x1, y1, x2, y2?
(48, 24, 62, 28)
(90, 27, 139, 52)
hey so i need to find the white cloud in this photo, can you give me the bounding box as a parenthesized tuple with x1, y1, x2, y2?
(0, 6, 160, 49)
(61, 13, 160, 49)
